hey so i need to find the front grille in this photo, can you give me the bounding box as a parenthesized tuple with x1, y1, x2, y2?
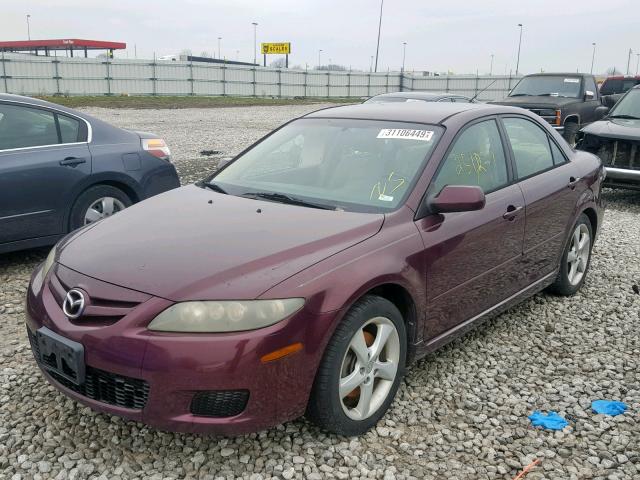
(191, 390, 249, 417)
(597, 141, 640, 170)
(527, 108, 558, 125)
(28, 328, 150, 410)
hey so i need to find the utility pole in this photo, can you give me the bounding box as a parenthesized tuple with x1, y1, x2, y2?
(401, 42, 407, 73)
(217, 37, 222, 59)
(374, 0, 384, 72)
(627, 48, 633, 75)
(252, 22, 258, 65)
(515, 24, 523, 75)
(590, 43, 596, 74)
(490, 54, 494, 75)
(26, 14, 31, 41)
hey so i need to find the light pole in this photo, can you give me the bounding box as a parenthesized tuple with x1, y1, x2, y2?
(318, 49, 322, 68)
(515, 23, 523, 75)
(590, 43, 596, 74)
(252, 22, 258, 65)
(217, 37, 222, 59)
(490, 54, 494, 75)
(627, 48, 633, 75)
(26, 14, 31, 40)
(374, 0, 384, 72)
(401, 42, 407, 73)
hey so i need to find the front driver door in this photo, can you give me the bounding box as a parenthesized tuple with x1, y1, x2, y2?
(415, 118, 526, 342)
(0, 102, 91, 245)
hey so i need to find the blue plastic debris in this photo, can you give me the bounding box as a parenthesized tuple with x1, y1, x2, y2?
(592, 400, 627, 416)
(528, 411, 569, 430)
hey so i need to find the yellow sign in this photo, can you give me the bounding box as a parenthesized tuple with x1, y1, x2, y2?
(261, 42, 291, 55)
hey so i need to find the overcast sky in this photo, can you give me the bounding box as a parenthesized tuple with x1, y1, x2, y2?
(3, 0, 639, 74)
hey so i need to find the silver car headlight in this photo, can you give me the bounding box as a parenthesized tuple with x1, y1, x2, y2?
(147, 299, 305, 333)
(42, 245, 57, 278)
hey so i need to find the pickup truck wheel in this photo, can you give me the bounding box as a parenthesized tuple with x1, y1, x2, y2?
(563, 122, 580, 147)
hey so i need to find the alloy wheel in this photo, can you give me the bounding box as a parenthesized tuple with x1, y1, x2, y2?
(84, 197, 126, 225)
(339, 316, 400, 421)
(567, 223, 590, 285)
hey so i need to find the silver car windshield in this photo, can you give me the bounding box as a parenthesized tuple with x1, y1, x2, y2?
(212, 118, 443, 213)
(609, 89, 640, 118)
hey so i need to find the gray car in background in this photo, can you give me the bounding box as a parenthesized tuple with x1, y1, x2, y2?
(0, 94, 180, 254)
(365, 91, 476, 104)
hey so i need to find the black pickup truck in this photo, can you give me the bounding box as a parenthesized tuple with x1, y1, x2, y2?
(490, 73, 609, 145)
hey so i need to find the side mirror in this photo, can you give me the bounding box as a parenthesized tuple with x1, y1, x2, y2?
(216, 156, 233, 170)
(595, 105, 609, 120)
(584, 90, 595, 100)
(428, 185, 486, 214)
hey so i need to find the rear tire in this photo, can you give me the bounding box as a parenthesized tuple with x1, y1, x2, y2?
(69, 185, 132, 231)
(306, 295, 406, 436)
(548, 213, 593, 296)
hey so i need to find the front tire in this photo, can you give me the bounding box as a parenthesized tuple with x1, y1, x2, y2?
(69, 185, 132, 231)
(549, 213, 593, 296)
(306, 295, 407, 436)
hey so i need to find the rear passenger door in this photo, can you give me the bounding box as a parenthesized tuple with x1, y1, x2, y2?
(500, 116, 583, 284)
(0, 102, 92, 245)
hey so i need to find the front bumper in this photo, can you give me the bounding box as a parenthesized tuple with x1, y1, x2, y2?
(553, 125, 565, 133)
(25, 263, 339, 435)
(605, 167, 640, 182)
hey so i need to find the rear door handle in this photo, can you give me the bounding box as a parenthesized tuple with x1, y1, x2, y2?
(568, 176, 581, 189)
(503, 205, 523, 220)
(59, 157, 86, 167)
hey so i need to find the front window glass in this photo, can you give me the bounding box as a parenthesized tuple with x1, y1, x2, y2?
(609, 89, 640, 118)
(212, 118, 443, 212)
(510, 75, 582, 98)
(431, 119, 508, 194)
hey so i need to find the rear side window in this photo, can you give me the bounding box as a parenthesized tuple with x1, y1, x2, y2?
(503, 117, 554, 178)
(431, 119, 508, 194)
(0, 104, 58, 150)
(600, 79, 622, 95)
(58, 114, 81, 143)
(549, 140, 567, 165)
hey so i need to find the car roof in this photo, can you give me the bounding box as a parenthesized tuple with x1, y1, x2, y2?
(0, 93, 90, 119)
(604, 75, 640, 80)
(303, 101, 518, 125)
(522, 72, 590, 77)
(370, 91, 468, 100)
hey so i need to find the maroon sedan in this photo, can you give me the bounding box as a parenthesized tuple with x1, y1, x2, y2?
(26, 102, 604, 436)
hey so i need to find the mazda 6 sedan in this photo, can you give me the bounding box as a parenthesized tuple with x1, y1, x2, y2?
(0, 94, 180, 254)
(26, 101, 604, 436)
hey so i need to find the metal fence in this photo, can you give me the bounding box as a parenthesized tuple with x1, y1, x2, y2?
(0, 53, 520, 102)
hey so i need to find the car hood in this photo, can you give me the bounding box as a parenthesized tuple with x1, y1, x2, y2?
(580, 118, 640, 141)
(58, 185, 384, 301)
(490, 96, 580, 108)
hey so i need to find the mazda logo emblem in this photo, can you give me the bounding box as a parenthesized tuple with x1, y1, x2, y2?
(62, 289, 86, 319)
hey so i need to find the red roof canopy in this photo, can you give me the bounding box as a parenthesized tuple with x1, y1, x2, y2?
(0, 39, 126, 51)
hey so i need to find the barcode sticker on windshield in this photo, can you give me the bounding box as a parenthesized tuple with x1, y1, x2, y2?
(377, 129, 434, 141)
(564, 78, 580, 83)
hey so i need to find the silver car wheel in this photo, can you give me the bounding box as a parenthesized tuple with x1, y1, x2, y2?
(567, 223, 590, 286)
(339, 316, 400, 421)
(84, 197, 126, 225)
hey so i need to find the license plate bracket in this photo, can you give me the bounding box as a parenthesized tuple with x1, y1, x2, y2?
(35, 327, 85, 385)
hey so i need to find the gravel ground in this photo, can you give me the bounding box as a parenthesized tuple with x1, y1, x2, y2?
(1, 105, 639, 480)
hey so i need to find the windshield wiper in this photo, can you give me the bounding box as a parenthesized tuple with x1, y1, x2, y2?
(242, 192, 335, 210)
(608, 114, 640, 120)
(200, 181, 228, 194)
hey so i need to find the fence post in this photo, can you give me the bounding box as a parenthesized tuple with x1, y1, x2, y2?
(386, 69, 390, 93)
(278, 68, 282, 98)
(151, 60, 157, 96)
(253, 67, 257, 97)
(327, 70, 330, 98)
(347, 70, 351, 97)
(367, 72, 371, 97)
(189, 61, 194, 96)
(52, 57, 61, 95)
(0, 51, 8, 94)
(445, 75, 449, 93)
(105, 59, 112, 96)
(475, 74, 479, 99)
(222, 63, 226, 96)
(304, 68, 308, 98)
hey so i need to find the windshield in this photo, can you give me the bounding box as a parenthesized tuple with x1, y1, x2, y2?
(609, 89, 640, 118)
(510, 76, 582, 98)
(211, 118, 443, 213)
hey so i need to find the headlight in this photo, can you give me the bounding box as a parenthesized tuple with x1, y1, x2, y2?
(42, 245, 57, 278)
(148, 299, 305, 333)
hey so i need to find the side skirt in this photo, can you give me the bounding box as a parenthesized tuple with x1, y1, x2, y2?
(412, 271, 557, 360)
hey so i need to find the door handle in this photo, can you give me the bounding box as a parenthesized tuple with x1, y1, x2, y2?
(502, 205, 523, 220)
(59, 157, 86, 167)
(568, 176, 581, 189)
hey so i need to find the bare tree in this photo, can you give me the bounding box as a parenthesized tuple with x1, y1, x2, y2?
(268, 58, 287, 68)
